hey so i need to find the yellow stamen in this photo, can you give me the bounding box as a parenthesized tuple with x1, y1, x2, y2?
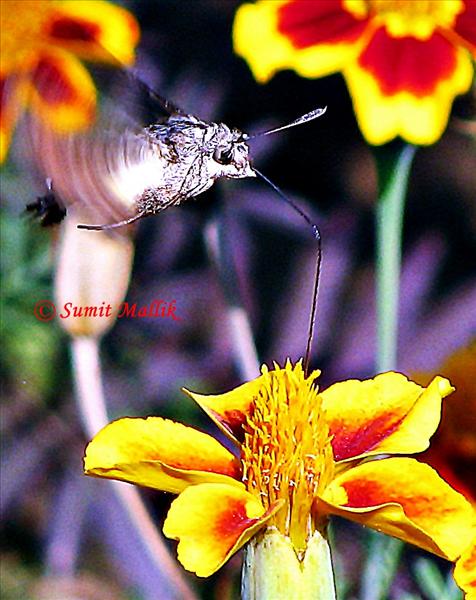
(241, 361, 335, 554)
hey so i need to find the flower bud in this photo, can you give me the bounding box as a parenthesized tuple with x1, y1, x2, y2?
(242, 527, 335, 600)
(55, 212, 133, 338)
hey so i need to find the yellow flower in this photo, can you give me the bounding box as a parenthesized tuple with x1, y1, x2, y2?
(84, 360, 475, 592)
(233, 0, 476, 145)
(0, 0, 140, 161)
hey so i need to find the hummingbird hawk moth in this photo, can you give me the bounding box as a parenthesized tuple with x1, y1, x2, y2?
(25, 63, 326, 231)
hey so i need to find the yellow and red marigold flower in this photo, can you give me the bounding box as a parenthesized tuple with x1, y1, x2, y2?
(233, 1, 476, 145)
(84, 360, 475, 593)
(0, 0, 139, 162)
(416, 341, 476, 503)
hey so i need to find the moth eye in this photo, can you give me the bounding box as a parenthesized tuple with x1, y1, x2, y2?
(213, 147, 233, 165)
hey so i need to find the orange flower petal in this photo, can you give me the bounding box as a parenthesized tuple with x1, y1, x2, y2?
(0, 75, 27, 162)
(454, 536, 476, 600)
(0, 0, 51, 75)
(416, 342, 476, 503)
(163, 483, 282, 577)
(454, 0, 476, 57)
(322, 373, 454, 462)
(345, 27, 474, 145)
(84, 417, 242, 494)
(321, 457, 475, 560)
(47, 0, 139, 66)
(233, 0, 369, 83)
(29, 48, 96, 132)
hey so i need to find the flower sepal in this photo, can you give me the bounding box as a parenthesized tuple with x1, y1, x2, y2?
(242, 527, 336, 600)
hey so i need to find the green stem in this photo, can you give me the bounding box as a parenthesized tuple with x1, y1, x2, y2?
(362, 144, 417, 600)
(375, 144, 417, 373)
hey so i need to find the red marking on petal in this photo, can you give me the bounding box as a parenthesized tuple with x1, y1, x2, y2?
(0, 76, 6, 121)
(331, 413, 405, 461)
(359, 28, 457, 97)
(222, 409, 247, 432)
(49, 17, 101, 42)
(343, 475, 431, 519)
(277, 0, 368, 49)
(213, 497, 257, 538)
(454, 0, 476, 48)
(32, 58, 76, 105)
(160, 454, 241, 479)
(342, 478, 383, 508)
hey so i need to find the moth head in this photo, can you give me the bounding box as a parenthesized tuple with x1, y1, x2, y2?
(207, 123, 255, 180)
(150, 116, 255, 181)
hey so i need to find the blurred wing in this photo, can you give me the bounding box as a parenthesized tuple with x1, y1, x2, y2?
(87, 63, 186, 124)
(27, 115, 165, 226)
(22, 58, 184, 228)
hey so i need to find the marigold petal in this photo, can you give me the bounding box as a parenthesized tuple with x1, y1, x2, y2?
(233, 0, 368, 83)
(359, 28, 460, 97)
(29, 48, 96, 133)
(323, 373, 453, 462)
(84, 417, 241, 494)
(345, 29, 474, 145)
(0, 75, 27, 162)
(277, 0, 369, 50)
(163, 483, 282, 577)
(184, 362, 317, 443)
(454, 536, 476, 599)
(0, 0, 51, 75)
(183, 376, 265, 442)
(47, 0, 139, 65)
(321, 457, 475, 560)
(454, 0, 476, 57)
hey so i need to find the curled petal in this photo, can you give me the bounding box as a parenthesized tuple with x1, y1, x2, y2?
(29, 48, 96, 132)
(454, 536, 476, 599)
(344, 28, 474, 145)
(163, 483, 282, 577)
(322, 373, 454, 462)
(321, 457, 475, 561)
(185, 362, 318, 443)
(183, 376, 265, 442)
(84, 417, 242, 493)
(233, 0, 369, 82)
(47, 0, 139, 65)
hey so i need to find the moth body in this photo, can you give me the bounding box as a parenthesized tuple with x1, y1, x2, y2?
(29, 111, 255, 227)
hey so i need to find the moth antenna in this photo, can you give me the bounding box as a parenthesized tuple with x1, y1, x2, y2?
(253, 168, 321, 374)
(77, 212, 146, 231)
(246, 107, 327, 140)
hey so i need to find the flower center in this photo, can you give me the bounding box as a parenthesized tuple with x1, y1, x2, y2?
(367, 0, 464, 39)
(241, 362, 334, 553)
